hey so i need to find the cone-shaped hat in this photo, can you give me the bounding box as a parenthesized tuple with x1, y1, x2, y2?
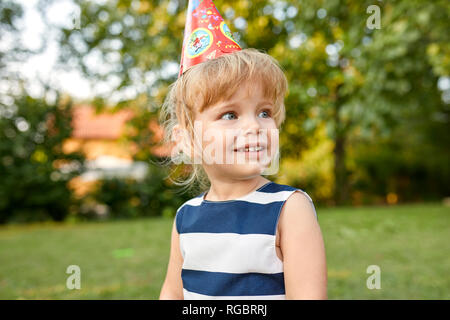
(178, 0, 241, 77)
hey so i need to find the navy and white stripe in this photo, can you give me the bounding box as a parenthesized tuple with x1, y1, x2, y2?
(175, 181, 317, 299)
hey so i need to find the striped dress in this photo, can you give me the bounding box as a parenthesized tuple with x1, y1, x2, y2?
(175, 181, 317, 299)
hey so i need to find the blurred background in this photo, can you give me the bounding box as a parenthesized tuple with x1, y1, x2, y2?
(0, 0, 448, 299)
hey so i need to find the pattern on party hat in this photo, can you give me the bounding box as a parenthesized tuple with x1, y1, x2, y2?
(178, 0, 241, 77)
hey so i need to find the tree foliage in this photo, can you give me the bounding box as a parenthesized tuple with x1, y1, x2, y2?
(0, 94, 86, 223)
(9, 0, 450, 206)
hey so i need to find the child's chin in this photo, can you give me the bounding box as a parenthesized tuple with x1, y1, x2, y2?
(225, 163, 269, 178)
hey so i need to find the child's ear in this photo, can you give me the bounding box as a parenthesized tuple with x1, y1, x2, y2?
(172, 124, 184, 152)
(171, 124, 192, 162)
(172, 124, 182, 145)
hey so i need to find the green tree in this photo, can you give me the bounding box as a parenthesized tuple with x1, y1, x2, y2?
(55, 0, 449, 205)
(0, 94, 86, 223)
(0, 0, 24, 75)
(275, 0, 448, 204)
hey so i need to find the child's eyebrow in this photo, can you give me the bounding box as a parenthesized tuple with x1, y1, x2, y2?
(217, 100, 273, 111)
(217, 102, 240, 111)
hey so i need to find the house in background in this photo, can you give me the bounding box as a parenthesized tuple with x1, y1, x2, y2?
(63, 104, 171, 197)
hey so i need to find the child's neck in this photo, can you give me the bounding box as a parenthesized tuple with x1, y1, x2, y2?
(205, 175, 271, 201)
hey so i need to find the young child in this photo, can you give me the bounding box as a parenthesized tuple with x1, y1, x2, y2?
(159, 1, 327, 300)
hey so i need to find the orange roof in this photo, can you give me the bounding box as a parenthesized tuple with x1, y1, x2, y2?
(71, 105, 134, 140)
(70, 104, 172, 157)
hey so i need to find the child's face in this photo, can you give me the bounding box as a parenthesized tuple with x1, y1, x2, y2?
(192, 81, 279, 180)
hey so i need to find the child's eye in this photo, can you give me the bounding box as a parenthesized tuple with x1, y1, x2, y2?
(258, 110, 271, 118)
(220, 112, 237, 120)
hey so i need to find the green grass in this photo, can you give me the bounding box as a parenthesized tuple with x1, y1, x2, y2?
(0, 202, 449, 299)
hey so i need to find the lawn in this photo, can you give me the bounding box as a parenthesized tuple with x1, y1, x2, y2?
(0, 202, 448, 299)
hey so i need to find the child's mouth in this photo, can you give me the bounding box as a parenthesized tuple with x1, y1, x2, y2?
(234, 146, 264, 152)
(233, 144, 267, 157)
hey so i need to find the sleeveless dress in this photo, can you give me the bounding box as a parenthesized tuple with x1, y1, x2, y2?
(175, 181, 317, 300)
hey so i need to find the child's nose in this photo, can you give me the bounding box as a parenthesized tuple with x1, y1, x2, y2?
(242, 115, 261, 134)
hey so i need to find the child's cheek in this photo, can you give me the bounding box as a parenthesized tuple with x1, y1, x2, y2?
(196, 123, 226, 164)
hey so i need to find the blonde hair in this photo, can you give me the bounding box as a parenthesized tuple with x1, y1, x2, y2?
(160, 48, 288, 194)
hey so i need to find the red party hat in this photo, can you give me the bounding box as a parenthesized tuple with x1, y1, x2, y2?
(178, 0, 241, 77)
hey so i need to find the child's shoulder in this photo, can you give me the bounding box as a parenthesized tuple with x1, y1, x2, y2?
(260, 181, 297, 192)
(264, 182, 317, 219)
(262, 181, 314, 203)
(176, 192, 204, 213)
(174, 194, 203, 234)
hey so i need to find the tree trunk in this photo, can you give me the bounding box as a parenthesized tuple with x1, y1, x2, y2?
(333, 93, 350, 206)
(333, 132, 349, 205)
